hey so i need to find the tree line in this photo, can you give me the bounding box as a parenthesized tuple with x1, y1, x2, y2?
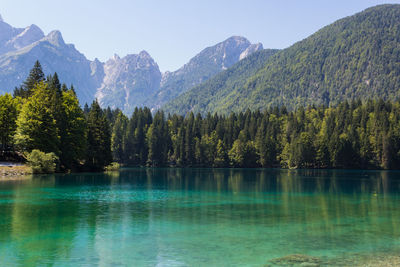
(109, 99, 400, 170)
(1, 61, 400, 171)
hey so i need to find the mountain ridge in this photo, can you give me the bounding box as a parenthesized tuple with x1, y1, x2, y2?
(163, 4, 400, 115)
(0, 26, 99, 104)
(0, 16, 262, 113)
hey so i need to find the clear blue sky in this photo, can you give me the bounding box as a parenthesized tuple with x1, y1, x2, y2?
(1, 0, 399, 72)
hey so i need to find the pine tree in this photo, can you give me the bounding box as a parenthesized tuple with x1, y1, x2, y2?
(214, 139, 228, 167)
(184, 113, 195, 165)
(14, 61, 45, 98)
(85, 100, 112, 170)
(255, 120, 268, 167)
(111, 112, 128, 163)
(59, 88, 87, 170)
(147, 111, 168, 166)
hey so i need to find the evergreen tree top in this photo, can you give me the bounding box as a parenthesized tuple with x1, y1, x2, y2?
(23, 60, 45, 91)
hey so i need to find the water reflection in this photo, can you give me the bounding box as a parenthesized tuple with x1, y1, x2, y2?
(0, 169, 400, 266)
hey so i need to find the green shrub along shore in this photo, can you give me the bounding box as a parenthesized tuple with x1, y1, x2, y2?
(1, 61, 400, 173)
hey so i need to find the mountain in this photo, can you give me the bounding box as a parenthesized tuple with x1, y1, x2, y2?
(0, 22, 44, 54)
(164, 4, 400, 115)
(145, 36, 263, 110)
(0, 17, 262, 113)
(0, 20, 99, 104)
(95, 51, 162, 115)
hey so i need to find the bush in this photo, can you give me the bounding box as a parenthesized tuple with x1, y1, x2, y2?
(26, 149, 59, 174)
(104, 162, 120, 171)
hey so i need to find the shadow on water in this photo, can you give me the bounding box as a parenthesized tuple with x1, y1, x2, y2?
(0, 168, 400, 266)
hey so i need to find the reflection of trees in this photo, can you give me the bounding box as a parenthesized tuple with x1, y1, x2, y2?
(7, 175, 81, 265)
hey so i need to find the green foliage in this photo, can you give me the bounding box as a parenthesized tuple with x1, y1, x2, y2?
(163, 49, 278, 115)
(0, 93, 20, 149)
(10, 61, 92, 171)
(123, 107, 152, 166)
(214, 139, 228, 167)
(4, 56, 400, 173)
(59, 88, 87, 170)
(111, 112, 128, 162)
(164, 5, 400, 115)
(107, 99, 400, 170)
(146, 38, 270, 109)
(85, 100, 112, 171)
(228, 139, 258, 167)
(146, 111, 170, 166)
(104, 162, 120, 171)
(26, 149, 59, 174)
(14, 81, 60, 154)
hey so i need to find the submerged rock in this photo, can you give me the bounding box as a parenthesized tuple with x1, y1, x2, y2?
(267, 254, 321, 266)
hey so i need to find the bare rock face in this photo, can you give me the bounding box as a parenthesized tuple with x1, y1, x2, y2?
(90, 58, 105, 86)
(240, 43, 263, 60)
(5, 24, 45, 51)
(0, 19, 45, 54)
(95, 51, 161, 114)
(0, 20, 24, 54)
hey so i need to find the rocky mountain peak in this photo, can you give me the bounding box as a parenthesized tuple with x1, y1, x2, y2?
(44, 30, 65, 47)
(92, 57, 102, 65)
(216, 36, 252, 53)
(120, 51, 160, 71)
(225, 36, 251, 45)
(25, 24, 44, 36)
(96, 51, 162, 114)
(138, 50, 151, 58)
(112, 53, 120, 61)
(7, 24, 44, 50)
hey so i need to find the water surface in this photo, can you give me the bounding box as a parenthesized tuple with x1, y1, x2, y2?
(0, 168, 400, 266)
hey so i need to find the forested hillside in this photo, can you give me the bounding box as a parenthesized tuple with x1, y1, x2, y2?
(163, 49, 278, 115)
(164, 4, 400, 115)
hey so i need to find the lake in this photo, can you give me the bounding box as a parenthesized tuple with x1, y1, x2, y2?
(0, 168, 400, 266)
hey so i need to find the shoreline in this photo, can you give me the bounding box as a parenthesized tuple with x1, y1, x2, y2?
(0, 165, 32, 180)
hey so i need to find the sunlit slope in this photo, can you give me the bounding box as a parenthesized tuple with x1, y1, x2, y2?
(164, 4, 400, 115)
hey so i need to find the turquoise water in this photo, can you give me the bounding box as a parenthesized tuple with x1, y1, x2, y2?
(0, 168, 400, 266)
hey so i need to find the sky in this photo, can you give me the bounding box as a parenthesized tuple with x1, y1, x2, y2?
(1, 0, 399, 72)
